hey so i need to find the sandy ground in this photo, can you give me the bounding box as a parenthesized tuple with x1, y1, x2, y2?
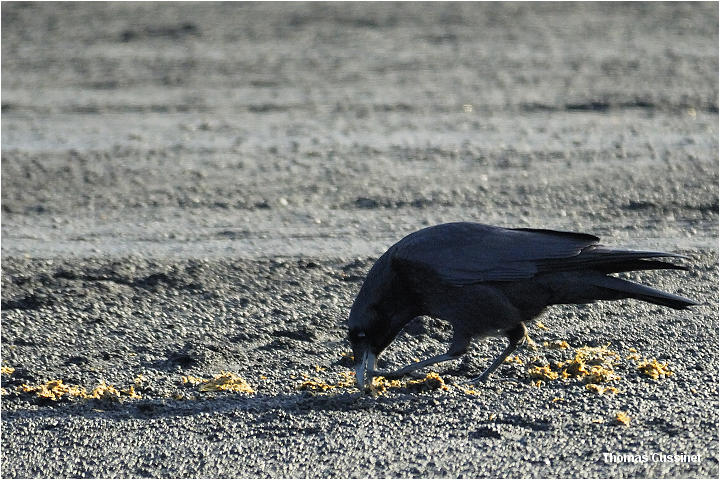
(1, 2, 718, 478)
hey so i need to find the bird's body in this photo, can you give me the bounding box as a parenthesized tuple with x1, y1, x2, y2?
(348, 222, 697, 388)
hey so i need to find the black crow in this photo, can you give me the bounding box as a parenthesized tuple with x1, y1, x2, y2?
(347, 222, 698, 389)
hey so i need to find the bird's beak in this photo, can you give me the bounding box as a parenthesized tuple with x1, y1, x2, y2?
(353, 345, 376, 391)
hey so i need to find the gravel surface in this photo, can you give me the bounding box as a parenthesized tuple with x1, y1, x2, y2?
(1, 2, 718, 478)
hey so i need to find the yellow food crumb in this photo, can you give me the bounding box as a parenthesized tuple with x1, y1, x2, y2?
(536, 321, 549, 330)
(120, 385, 142, 399)
(133, 374, 146, 384)
(616, 411, 631, 426)
(543, 340, 570, 349)
(504, 355, 524, 364)
(91, 381, 122, 401)
(636, 358, 673, 379)
(1, 388, 9, 396)
(18, 380, 87, 401)
(585, 384, 620, 395)
(628, 347, 638, 353)
(181, 375, 207, 386)
(1, 366, 15, 375)
(314, 365, 325, 372)
(260, 375, 267, 380)
(525, 345, 622, 389)
(626, 353, 641, 361)
(297, 371, 355, 392)
(528, 365, 559, 381)
(298, 370, 449, 396)
(458, 385, 481, 395)
(371, 372, 449, 395)
(591, 418, 604, 424)
(184, 372, 254, 394)
(557, 345, 620, 383)
(488, 413, 497, 421)
(368, 376, 405, 395)
(533, 380, 545, 387)
(17, 379, 142, 402)
(406, 372, 449, 391)
(551, 397, 564, 403)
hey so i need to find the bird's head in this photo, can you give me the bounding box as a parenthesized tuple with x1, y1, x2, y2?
(346, 250, 418, 390)
(347, 303, 383, 390)
(348, 298, 413, 391)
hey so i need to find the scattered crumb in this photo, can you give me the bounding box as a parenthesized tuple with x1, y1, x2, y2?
(133, 374, 146, 385)
(1, 366, 15, 375)
(91, 381, 122, 401)
(628, 347, 638, 353)
(314, 365, 325, 372)
(536, 321, 549, 330)
(17, 379, 141, 402)
(372, 372, 449, 395)
(557, 345, 620, 383)
(585, 384, 620, 395)
(181, 375, 207, 386)
(543, 340, 570, 349)
(488, 413, 497, 421)
(528, 365, 559, 381)
(532, 380, 545, 387)
(298, 370, 449, 396)
(297, 371, 355, 392)
(1, 388, 9, 396)
(183, 372, 254, 394)
(504, 355, 523, 364)
(551, 397, 564, 403)
(405, 372, 449, 392)
(526, 344, 622, 391)
(18, 380, 87, 401)
(591, 418, 604, 424)
(120, 385, 142, 399)
(626, 353, 641, 361)
(636, 358, 673, 379)
(615, 411, 631, 426)
(457, 385, 481, 395)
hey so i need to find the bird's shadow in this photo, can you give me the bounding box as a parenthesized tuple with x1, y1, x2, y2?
(0, 388, 461, 424)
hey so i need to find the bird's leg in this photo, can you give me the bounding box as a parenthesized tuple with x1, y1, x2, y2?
(465, 322, 526, 384)
(370, 330, 471, 379)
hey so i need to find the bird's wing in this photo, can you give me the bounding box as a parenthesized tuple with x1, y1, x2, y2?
(391, 223, 600, 285)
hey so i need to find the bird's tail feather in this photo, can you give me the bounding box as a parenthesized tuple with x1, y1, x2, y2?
(588, 275, 699, 310)
(593, 259, 688, 274)
(540, 248, 690, 275)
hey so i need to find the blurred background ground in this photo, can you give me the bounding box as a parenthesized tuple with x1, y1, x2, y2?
(1, 2, 718, 478)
